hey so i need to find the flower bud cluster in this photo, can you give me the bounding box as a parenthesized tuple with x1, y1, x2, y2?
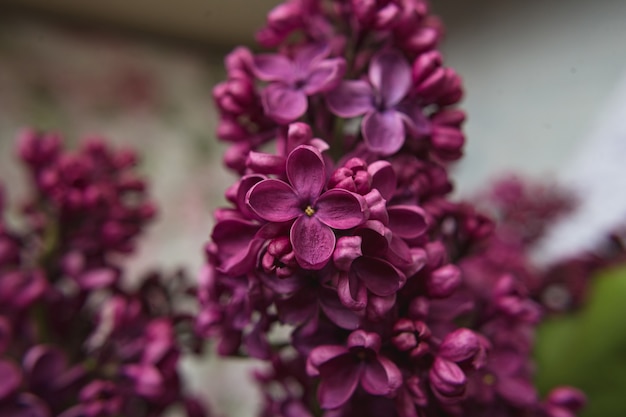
(200, 1, 585, 416)
(1, 133, 207, 417)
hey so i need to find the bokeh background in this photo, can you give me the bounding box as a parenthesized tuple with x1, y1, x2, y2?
(1, 0, 626, 415)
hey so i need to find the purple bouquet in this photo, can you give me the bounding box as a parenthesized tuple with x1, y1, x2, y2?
(199, 1, 585, 416)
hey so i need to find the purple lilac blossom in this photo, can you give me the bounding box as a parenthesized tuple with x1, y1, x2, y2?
(247, 145, 368, 269)
(198, 0, 590, 416)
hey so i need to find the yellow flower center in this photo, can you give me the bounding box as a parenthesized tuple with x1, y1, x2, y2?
(304, 205, 315, 217)
(482, 373, 496, 386)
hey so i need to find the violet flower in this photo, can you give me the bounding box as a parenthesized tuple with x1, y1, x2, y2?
(247, 145, 368, 269)
(252, 44, 346, 124)
(306, 330, 402, 409)
(326, 49, 423, 155)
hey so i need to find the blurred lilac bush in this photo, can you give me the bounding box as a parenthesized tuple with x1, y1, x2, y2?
(0, 131, 206, 417)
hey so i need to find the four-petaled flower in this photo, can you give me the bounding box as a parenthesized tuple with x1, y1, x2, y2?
(306, 330, 402, 409)
(247, 145, 368, 270)
(326, 49, 425, 155)
(252, 44, 346, 124)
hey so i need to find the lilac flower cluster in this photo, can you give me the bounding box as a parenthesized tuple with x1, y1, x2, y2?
(473, 175, 626, 314)
(0, 131, 207, 417)
(200, 1, 585, 416)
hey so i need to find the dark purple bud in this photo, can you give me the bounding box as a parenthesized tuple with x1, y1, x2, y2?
(426, 264, 461, 298)
(401, 26, 439, 54)
(438, 328, 485, 369)
(545, 386, 586, 417)
(429, 357, 466, 397)
(392, 319, 430, 358)
(287, 122, 313, 149)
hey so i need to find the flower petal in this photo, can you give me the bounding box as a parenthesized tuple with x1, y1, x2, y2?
(316, 189, 367, 230)
(319, 288, 361, 330)
(361, 356, 402, 396)
(303, 58, 346, 95)
(317, 356, 362, 409)
(247, 179, 301, 222)
(347, 330, 381, 351)
(362, 110, 405, 155)
(287, 145, 326, 202)
(368, 160, 396, 201)
(369, 50, 411, 107)
(252, 53, 294, 81)
(246, 152, 286, 176)
(262, 84, 308, 124)
(307, 345, 350, 376)
(291, 216, 335, 270)
(337, 271, 367, 311)
(352, 256, 404, 297)
(429, 357, 466, 397)
(387, 205, 428, 239)
(325, 80, 374, 118)
(367, 293, 397, 320)
(294, 43, 330, 73)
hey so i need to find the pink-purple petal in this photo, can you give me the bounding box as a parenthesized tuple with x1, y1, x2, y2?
(286, 145, 326, 202)
(369, 50, 412, 107)
(347, 330, 381, 351)
(235, 174, 265, 218)
(262, 84, 308, 124)
(319, 288, 362, 330)
(303, 58, 346, 95)
(315, 189, 367, 230)
(325, 80, 374, 118)
(360, 359, 389, 396)
(362, 110, 405, 155)
(252, 53, 294, 81)
(307, 345, 350, 376)
(337, 272, 367, 311)
(368, 160, 397, 201)
(333, 236, 363, 271)
(317, 357, 362, 409)
(387, 205, 428, 239)
(352, 256, 404, 297)
(294, 43, 330, 72)
(361, 357, 402, 396)
(247, 180, 301, 222)
(429, 357, 466, 397)
(246, 152, 286, 175)
(291, 216, 335, 270)
(367, 293, 397, 319)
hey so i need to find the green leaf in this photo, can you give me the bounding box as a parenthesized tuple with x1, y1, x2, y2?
(535, 265, 626, 417)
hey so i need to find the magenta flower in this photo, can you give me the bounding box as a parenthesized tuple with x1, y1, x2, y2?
(307, 330, 402, 409)
(247, 145, 367, 269)
(326, 49, 421, 155)
(252, 44, 346, 124)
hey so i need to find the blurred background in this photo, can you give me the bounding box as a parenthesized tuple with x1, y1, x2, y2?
(1, 0, 626, 415)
